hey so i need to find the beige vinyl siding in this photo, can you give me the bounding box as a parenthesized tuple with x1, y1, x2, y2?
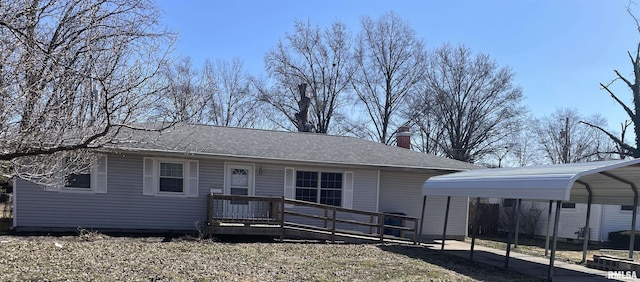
(558, 203, 602, 241)
(379, 170, 468, 239)
(501, 201, 604, 242)
(547, 202, 602, 242)
(600, 204, 640, 241)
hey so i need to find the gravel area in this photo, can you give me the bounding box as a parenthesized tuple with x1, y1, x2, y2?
(0, 234, 541, 281)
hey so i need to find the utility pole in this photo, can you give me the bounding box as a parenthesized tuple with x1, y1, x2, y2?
(560, 117, 570, 163)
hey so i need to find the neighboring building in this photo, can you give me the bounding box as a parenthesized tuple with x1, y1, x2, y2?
(540, 202, 640, 242)
(12, 124, 476, 239)
(494, 199, 640, 242)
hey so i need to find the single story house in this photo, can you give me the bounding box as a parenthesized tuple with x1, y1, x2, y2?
(12, 124, 476, 239)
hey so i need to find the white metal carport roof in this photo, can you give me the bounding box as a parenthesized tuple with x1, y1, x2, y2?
(420, 159, 640, 281)
(423, 159, 640, 205)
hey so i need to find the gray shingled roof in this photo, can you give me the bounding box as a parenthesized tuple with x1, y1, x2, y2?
(110, 124, 477, 171)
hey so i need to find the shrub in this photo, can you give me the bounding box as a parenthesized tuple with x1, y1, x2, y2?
(497, 201, 543, 238)
(608, 230, 640, 249)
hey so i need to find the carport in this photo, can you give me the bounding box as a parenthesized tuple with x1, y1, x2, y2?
(420, 159, 640, 281)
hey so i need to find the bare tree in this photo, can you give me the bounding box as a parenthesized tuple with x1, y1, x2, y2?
(420, 44, 525, 163)
(473, 116, 542, 168)
(535, 108, 617, 163)
(159, 57, 262, 128)
(262, 19, 355, 133)
(583, 4, 640, 158)
(157, 57, 210, 123)
(407, 95, 446, 156)
(205, 58, 263, 128)
(353, 11, 426, 144)
(0, 0, 175, 183)
(508, 117, 541, 167)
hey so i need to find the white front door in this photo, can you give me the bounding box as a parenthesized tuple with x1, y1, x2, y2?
(224, 164, 254, 217)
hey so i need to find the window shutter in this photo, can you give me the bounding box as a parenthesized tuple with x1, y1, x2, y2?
(284, 167, 295, 208)
(186, 160, 199, 198)
(93, 155, 108, 194)
(143, 158, 156, 195)
(284, 167, 294, 199)
(343, 171, 354, 209)
(45, 159, 65, 191)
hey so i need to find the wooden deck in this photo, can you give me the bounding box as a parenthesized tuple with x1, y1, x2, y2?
(206, 194, 420, 244)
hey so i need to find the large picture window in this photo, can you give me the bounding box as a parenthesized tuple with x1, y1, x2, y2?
(295, 171, 342, 206)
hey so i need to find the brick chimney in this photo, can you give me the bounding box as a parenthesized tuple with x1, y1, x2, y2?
(396, 126, 411, 149)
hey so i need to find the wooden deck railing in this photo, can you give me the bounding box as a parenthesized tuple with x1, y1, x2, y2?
(207, 194, 284, 225)
(207, 193, 420, 244)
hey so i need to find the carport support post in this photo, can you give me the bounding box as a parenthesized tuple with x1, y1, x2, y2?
(504, 198, 518, 269)
(548, 200, 562, 281)
(441, 196, 451, 251)
(631, 193, 638, 259)
(418, 195, 427, 244)
(514, 199, 521, 249)
(544, 200, 552, 257)
(578, 180, 593, 264)
(470, 197, 481, 260)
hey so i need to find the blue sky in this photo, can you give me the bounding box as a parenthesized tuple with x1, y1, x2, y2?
(156, 0, 638, 130)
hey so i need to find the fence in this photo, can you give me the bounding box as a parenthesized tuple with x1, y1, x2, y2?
(0, 193, 11, 219)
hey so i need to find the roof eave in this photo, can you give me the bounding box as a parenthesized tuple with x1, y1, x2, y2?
(107, 147, 473, 172)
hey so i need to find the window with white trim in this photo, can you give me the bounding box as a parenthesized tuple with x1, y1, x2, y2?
(295, 171, 342, 206)
(159, 162, 184, 193)
(143, 158, 198, 197)
(45, 155, 108, 194)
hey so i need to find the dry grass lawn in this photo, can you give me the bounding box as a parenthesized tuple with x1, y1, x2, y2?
(0, 234, 542, 281)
